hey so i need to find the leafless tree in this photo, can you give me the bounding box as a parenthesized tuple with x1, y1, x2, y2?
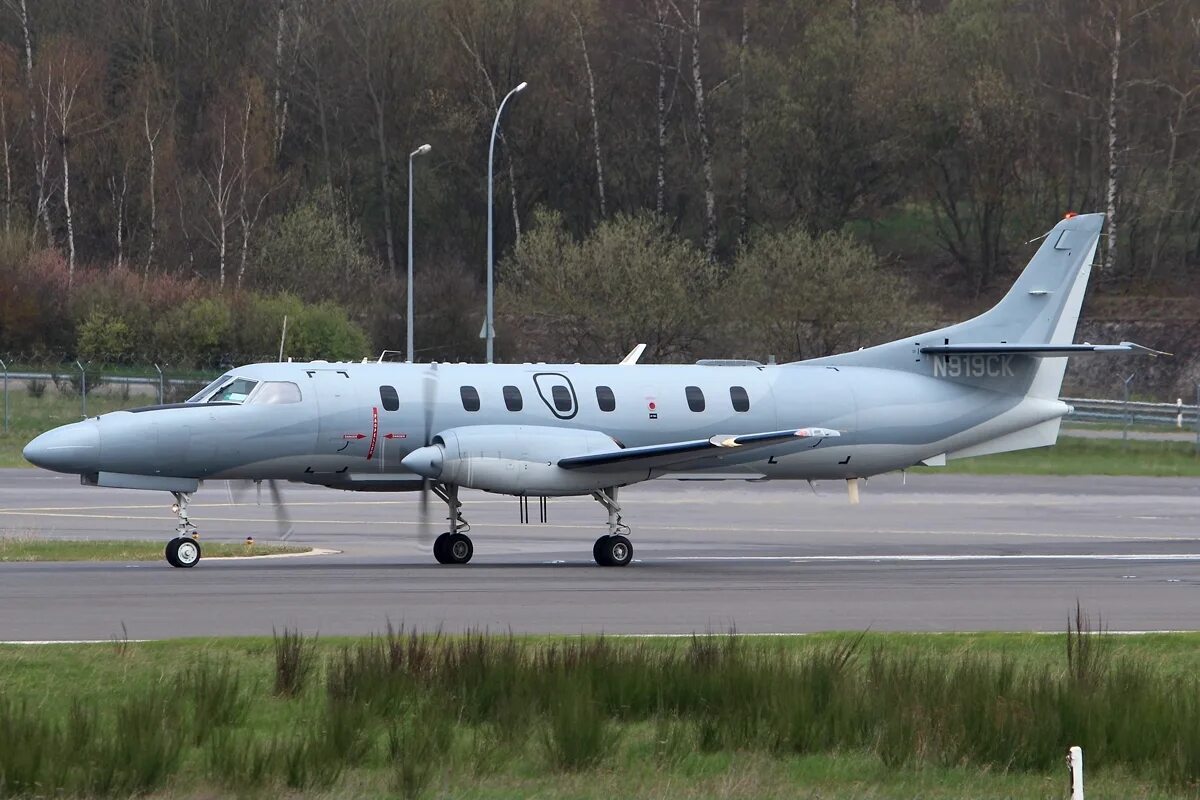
(572, 8, 606, 218)
(199, 113, 239, 288)
(685, 0, 716, 259)
(4, 0, 52, 243)
(107, 165, 129, 269)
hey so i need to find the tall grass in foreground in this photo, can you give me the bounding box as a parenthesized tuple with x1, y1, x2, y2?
(4, 622, 1200, 797)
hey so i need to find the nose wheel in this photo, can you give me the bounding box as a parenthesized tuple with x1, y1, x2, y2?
(165, 536, 202, 568)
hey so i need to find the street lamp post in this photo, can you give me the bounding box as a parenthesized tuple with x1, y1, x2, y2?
(407, 144, 432, 363)
(486, 81, 528, 364)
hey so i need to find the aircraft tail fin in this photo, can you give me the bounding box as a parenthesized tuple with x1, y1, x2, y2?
(801, 213, 1161, 399)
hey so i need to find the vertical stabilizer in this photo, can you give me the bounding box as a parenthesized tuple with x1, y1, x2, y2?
(802, 213, 1104, 399)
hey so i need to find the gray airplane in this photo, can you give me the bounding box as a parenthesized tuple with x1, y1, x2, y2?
(23, 212, 1162, 568)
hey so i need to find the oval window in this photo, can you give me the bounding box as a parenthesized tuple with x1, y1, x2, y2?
(596, 386, 616, 412)
(460, 385, 480, 412)
(379, 385, 399, 411)
(503, 385, 523, 412)
(685, 386, 705, 413)
(730, 386, 750, 413)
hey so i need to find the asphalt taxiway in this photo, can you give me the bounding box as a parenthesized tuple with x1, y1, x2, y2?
(0, 468, 1197, 640)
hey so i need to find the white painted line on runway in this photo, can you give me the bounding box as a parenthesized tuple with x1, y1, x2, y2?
(659, 553, 1200, 562)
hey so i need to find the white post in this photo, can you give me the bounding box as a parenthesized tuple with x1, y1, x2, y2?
(1067, 745, 1084, 800)
(1177, 398, 1183, 429)
(486, 81, 527, 364)
(407, 144, 431, 363)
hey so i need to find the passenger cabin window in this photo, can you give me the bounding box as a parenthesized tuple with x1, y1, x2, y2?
(251, 381, 303, 404)
(551, 385, 572, 413)
(596, 385, 616, 412)
(503, 385, 523, 411)
(379, 385, 399, 411)
(209, 378, 258, 404)
(685, 386, 705, 412)
(730, 386, 750, 412)
(460, 385, 481, 412)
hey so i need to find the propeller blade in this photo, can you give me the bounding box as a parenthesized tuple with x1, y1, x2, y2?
(418, 478, 433, 545)
(422, 364, 437, 447)
(267, 480, 295, 540)
(225, 479, 255, 505)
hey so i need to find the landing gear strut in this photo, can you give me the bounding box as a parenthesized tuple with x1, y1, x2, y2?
(592, 487, 632, 567)
(165, 491, 202, 568)
(432, 484, 473, 565)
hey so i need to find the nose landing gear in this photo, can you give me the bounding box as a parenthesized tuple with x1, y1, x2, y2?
(165, 491, 201, 568)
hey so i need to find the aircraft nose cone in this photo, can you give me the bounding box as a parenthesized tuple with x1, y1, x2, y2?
(23, 420, 100, 474)
(401, 445, 443, 479)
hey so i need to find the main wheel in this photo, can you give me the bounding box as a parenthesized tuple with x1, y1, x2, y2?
(165, 537, 181, 567)
(592, 536, 611, 567)
(433, 532, 452, 564)
(594, 535, 632, 567)
(166, 536, 201, 568)
(445, 532, 473, 565)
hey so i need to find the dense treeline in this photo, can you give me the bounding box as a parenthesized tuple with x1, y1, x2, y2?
(0, 0, 1197, 365)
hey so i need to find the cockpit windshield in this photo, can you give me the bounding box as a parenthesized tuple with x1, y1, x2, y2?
(209, 378, 259, 404)
(187, 374, 231, 403)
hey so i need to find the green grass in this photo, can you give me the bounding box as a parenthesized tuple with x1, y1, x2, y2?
(0, 537, 309, 561)
(3, 626, 1200, 798)
(929, 435, 1200, 477)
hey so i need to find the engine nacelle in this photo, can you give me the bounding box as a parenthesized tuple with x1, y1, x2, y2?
(401, 425, 642, 496)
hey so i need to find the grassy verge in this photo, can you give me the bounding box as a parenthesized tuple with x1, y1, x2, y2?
(2, 623, 1200, 798)
(928, 434, 1200, 477)
(0, 537, 309, 561)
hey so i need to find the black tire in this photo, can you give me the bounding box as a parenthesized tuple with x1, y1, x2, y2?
(445, 533, 473, 565)
(592, 536, 612, 567)
(433, 533, 452, 564)
(174, 537, 202, 568)
(596, 535, 632, 567)
(165, 537, 182, 568)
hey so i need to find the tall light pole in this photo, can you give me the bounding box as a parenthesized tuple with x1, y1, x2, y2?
(486, 80, 527, 364)
(407, 143, 431, 363)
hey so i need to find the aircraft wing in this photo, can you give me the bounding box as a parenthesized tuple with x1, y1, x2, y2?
(919, 341, 1170, 357)
(557, 428, 839, 473)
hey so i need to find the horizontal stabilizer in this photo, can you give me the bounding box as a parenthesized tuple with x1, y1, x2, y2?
(558, 428, 840, 473)
(920, 341, 1170, 357)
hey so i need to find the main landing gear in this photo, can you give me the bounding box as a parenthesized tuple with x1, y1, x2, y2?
(165, 490, 202, 568)
(591, 488, 633, 567)
(431, 484, 474, 565)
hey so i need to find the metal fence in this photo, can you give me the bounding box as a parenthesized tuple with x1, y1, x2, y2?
(1064, 396, 1199, 428)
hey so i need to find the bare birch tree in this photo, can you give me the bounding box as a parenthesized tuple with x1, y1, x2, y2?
(737, 0, 751, 249)
(572, 8, 606, 218)
(200, 113, 239, 288)
(684, 0, 716, 260)
(43, 41, 103, 286)
(107, 166, 128, 269)
(1102, 4, 1121, 274)
(4, 0, 52, 242)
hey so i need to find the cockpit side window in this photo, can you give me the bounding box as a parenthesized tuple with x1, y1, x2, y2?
(251, 381, 302, 404)
(188, 374, 231, 403)
(209, 377, 259, 404)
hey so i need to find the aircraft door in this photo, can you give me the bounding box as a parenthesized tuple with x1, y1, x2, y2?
(306, 369, 375, 471)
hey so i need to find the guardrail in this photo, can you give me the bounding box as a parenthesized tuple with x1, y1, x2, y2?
(1063, 396, 1199, 428)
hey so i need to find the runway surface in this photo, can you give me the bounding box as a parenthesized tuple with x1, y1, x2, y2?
(0, 468, 1198, 640)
